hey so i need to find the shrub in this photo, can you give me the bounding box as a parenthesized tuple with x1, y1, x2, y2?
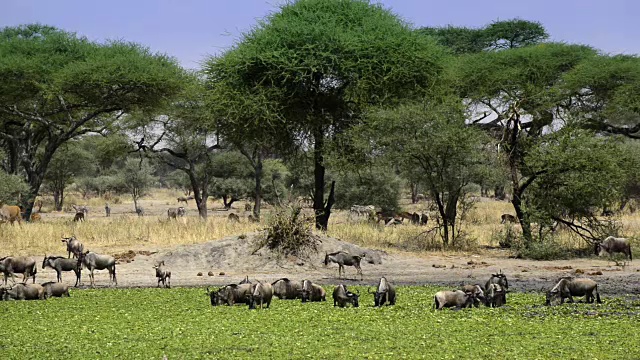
(256, 204, 318, 257)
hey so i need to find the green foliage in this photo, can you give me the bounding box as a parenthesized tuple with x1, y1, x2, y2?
(260, 159, 290, 205)
(208, 151, 253, 202)
(116, 158, 157, 206)
(334, 167, 401, 213)
(257, 204, 316, 257)
(0, 169, 28, 204)
(1, 287, 640, 358)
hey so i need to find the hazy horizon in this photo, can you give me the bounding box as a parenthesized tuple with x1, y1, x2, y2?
(2, 0, 637, 68)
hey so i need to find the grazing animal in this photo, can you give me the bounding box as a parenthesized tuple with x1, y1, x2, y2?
(78, 251, 117, 287)
(153, 261, 171, 288)
(167, 208, 179, 219)
(177, 207, 186, 217)
(42, 282, 70, 298)
(227, 213, 240, 222)
(485, 283, 506, 308)
(461, 284, 486, 307)
(207, 287, 222, 306)
(177, 196, 194, 205)
(244, 203, 252, 211)
(72, 205, 89, 215)
(42, 255, 81, 287)
(595, 236, 632, 261)
(433, 290, 475, 310)
(420, 213, 428, 226)
(30, 213, 41, 222)
(301, 280, 326, 303)
(215, 283, 253, 306)
(369, 277, 396, 307)
(0, 205, 22, 225)
(239, 276, 251, 285)
(0, 256, 37, 285)
(105, 203, 111, 217)
(324, 251, 364, 280)
(136, 207, 144, 217)
(485, 270, 509, 293)
(332, 284, 359, 308)
(73, 212, 85, 222)
(271, 278, 302, 300)
(350, 205, 375, 217)
(61, 236, 84, 259)
(546, 277, 602, 305)
(248, 281, 273, 309)
(1, 283, 44, 300)
(500, 214, 517, 224)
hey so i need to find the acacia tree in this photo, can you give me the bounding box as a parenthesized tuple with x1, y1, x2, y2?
(205, 0, 446, 230)
(0, 24, 183, 220)
(117, 158, 156, 212)
(43, 141, 94, 210)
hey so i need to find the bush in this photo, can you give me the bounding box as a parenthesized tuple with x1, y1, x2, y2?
(0, 170, 29, 204)
(334, 169, 401, 213)
(256, 204, 318, 257)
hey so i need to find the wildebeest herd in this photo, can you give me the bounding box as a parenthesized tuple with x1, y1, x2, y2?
(0, 235, 632, 310)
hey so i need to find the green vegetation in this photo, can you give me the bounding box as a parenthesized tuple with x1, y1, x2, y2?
(1, 286, 639, 359)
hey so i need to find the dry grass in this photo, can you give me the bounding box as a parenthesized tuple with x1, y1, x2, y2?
(2, 191, 639, 257)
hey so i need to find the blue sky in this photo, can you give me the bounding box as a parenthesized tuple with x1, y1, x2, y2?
(2, 0, 637, 68)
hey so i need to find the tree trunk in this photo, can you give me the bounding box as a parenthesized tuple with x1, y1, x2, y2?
(53, 189, 64, 211)
(316, 181, 336, 231)
(313, 126, 327, 230)
(410, 183, 419, 204)
(253, 153, 263, 220)
(494, 185, 506, 200)
(433, 191, 449, 246)
(186, 167, 208, 220)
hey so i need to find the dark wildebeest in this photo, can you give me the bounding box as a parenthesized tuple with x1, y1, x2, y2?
(177, 207, 186, 217)
(433, 290, 476, 310)
(167, 208, 179, 219)
(239, 276, 251, 285)
(1, 283, 44, 300)
(271, 278, 302, 300)
(42, 255, 81, 287)
(61, 236, 84, 259)
(546, 277, 602, 305)
(177, 196, 194, 205)
(248, 281, 273, 309)
(485, 270, 509, 292)
(153, 261, 171, 288)
(72, 205, 89, 215)
(105, 203, 111, 217)
(595, 236, 632, 261)
(0, 204, 22, 226)
(500, 214, 517, 224)
(369, 277, 396, 307)
(0, 256, 37, 285)
(420, 213, 428, 226)
(324, 251, 364, 280)
(214, 283, 253, 306)
(301, 280, 326, 303)
(461, 284, 486, 307)
(332, 284, 359, 308)
(42, 282, 70, 298)
(136, 207, 145, 217)
(485, 283, 506, 308)
(73, 212, 85, 222)
(228, 213, 240, 222)
(78, 251, 117, 287)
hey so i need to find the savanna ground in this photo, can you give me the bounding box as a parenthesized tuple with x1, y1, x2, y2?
(1, 190, 640, 359)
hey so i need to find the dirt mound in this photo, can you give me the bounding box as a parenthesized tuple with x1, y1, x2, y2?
(159, 232, 386, 273)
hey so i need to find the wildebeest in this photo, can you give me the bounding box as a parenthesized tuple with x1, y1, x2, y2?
(244, 203, 252, 211)
(42, 255, 81, 287)
(73, 212, 85, 222)
(153, 261, 171, 288)
(0, 204, 22, 225)
(332, 284, 359, 308)
(214, 283, 253, 306)
(61, 236, 84, 258)
(369, 277, 396, 307)
(136, 206, 144, 217)
(41, 282, 70, 298)
(72, 205, 89, 215)
(595, 236, 632, 261)
(105, 203, 111, 217)
(324, 251, 364, 280)
(461, 284, 485, 307)
(177, 196, 194, 205)
(239, 276, 251, 285)
(177, 207, 186, 217)
(248, 281, 273, 309)
(485, 270, 509, 293)
(228, 213, 240, 222)
(485, 283, 506, 308)
(78, 251, 117, 287)
(301, 280, 326, 303)
(350, 205, 375, 217)
(546, 277, 602, 305)
(501, 214, 517, 224)
(167, 208, 179, 219)
(0, 256, 37, 285)
(1, 283, 44, 300)
(271, 278, 302, 300)
(420, 213, 428, 226)
(433, 290, 476, 310)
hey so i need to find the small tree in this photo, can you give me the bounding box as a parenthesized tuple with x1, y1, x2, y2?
(208, 151, 253, 209)
(0, 169, 28, 205)
(333, 167, 402, 214)
(117, 158, 156, 211)
(42, 142, 94, 210)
